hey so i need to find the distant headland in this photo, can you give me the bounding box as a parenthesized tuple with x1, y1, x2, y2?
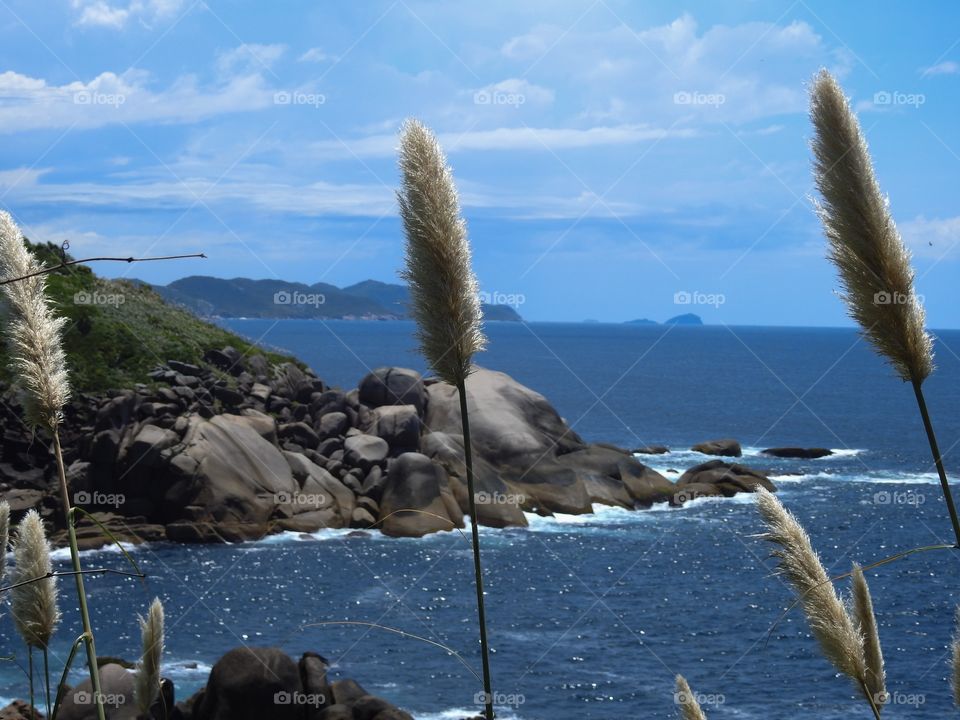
(140, 276, 523, 322)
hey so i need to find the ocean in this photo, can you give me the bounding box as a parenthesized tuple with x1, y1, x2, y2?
(6, 321, 960, 719)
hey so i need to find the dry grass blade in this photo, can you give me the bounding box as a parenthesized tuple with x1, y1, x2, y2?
(674, 675, 707, 720)
(756, 488, 866, 684)
(397, 118, 486, 385)
(851, 563, 886, 709)
(810, 69, 932, 383)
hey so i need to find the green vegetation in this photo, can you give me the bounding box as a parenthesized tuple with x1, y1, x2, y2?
(0, 242, 299, 393)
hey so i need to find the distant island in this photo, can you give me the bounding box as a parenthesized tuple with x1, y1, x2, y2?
(141, 276, 523, 321)
(625, 313, 703, 326)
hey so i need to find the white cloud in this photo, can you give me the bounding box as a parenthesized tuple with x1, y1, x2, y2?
(921, 61, 960, 77)
(0, 69, 276, 132)
(216, 44, 286, 76)
(309, 123, 697, 160)
(498, 14, 835, 124)
(469, 78, 555, 106)
(299, 47, 336, 63)
(901, 215, 960, 259)
(71, 0, 185, 29)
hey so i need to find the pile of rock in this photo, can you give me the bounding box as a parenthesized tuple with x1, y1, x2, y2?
(0, 347, 777, 544)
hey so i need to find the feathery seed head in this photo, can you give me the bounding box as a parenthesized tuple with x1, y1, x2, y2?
(0, 211, 70, 428)
(756, 488, 866, 683)
(10, 510, 59, 649)
(674, 675, 707, 720)
(810, 69, 933, 383)
(135, 597, 165, 716)
(397, 119, 486, 386)
(851, 563, 886, 709)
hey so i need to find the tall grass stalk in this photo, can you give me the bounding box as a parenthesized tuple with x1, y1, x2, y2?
(397, 119, 494, 719)
(0, 212, 107, 720)
(810, 69, 960, 546)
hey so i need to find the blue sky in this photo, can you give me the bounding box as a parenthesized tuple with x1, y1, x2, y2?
(0, 1, 958, 326)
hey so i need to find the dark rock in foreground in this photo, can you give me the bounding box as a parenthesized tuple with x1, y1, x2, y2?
(762, 447, 833, 459)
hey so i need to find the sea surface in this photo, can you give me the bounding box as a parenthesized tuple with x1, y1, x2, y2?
(5, 321, 960, 719)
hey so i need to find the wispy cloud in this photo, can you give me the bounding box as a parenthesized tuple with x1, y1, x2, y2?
(0, 69, 274, 132)
(921, 61, 960, 77)
(308, 123, 697, 159)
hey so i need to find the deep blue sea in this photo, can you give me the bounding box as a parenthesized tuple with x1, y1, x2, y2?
(8, 321, 960, 719)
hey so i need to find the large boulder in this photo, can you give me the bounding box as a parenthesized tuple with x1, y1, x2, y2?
(676, 459, 776, 498)
(157, 414, 299, 534)
(691, 439, 742, 457)
(282, 451, 355, 528)
(369, 405, 421, 455)
(343, 435, 389, 473)
(422, 367, 671, 523)
(378, 452, 464, 537)
(358, 368, 426, 414)
(193, 647, 302, 720)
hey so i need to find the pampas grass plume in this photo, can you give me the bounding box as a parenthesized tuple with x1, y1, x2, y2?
(0, 211, 70, 429)
(397, 119, 486, 386)
(810, 69, 932, 383)
(756, 488, 866, 684)
(10, 510, 59, 649)
(674, 675, 707, 720)
(135, 597, 165, 716)
(851, 563, 886, 709)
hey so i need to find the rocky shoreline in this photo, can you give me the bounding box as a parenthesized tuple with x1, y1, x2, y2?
(0, 346, 782, 548)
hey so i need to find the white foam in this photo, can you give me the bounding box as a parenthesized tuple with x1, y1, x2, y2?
(50, 541, 141, 563)
(415, 710, 524, 720)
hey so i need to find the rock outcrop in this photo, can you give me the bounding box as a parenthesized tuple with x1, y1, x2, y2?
(0, 351, 776, 544)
